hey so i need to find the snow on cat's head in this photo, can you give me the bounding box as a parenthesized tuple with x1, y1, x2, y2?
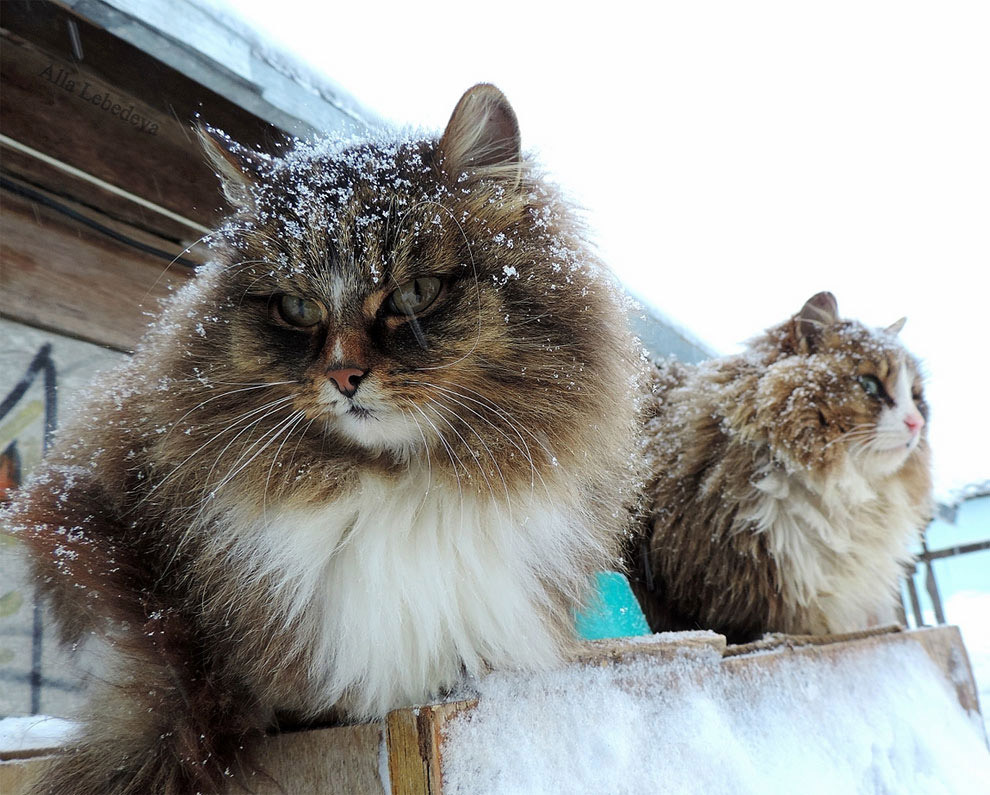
(753, 291, 930, 481)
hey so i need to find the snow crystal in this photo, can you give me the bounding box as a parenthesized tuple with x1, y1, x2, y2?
(441, 641, 990, 795)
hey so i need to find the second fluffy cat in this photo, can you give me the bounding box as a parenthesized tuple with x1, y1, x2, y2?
(633, 292, 932, 642)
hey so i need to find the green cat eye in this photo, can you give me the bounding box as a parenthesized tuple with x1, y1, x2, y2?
(386, 277, 442, 316)
(858, 375, 883, 398)
(276, 294, 324, 327)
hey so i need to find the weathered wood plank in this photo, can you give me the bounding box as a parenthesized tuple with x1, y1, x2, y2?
(570, 630, 727, 665)
(0, 186, 191, 351)
(0, 756, 52, 795)
(1, 131, 208, 247)
(386, 701, 477, 795)
(228, 723, 385, 795)
(1, 3, 284, 234)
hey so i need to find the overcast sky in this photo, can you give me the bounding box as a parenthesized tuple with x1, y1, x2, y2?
(219, 0, 988, 498)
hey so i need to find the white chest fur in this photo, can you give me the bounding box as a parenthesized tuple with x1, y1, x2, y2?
(225, 468, 595, 720)
(746, 459, 919, 633)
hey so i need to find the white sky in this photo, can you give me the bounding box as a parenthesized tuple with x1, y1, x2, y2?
(222, 0, 988, 498)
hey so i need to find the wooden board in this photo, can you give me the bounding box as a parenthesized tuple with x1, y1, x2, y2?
(228, 723, 385, 795)
(386, 701, 477, 795)
(1, 4, 282, 235)
(0, 183, 192, 351)
(0, 1, 295, 349)
(0, 756, 53, 795)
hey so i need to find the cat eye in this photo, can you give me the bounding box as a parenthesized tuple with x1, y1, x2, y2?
(386, 278, 442, 316)
(276, 294, 324, 327)
(857, 375, 883, 398)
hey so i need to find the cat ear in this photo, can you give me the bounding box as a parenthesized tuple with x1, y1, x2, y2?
(794, 291, 839, 350)
(439, 84, 521, 180)
(885, 317, 907, 335)
(196, 124, 260, 211)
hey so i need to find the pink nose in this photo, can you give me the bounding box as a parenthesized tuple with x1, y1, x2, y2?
(327, 367, 367, 397)
(904, 413, 924, 434)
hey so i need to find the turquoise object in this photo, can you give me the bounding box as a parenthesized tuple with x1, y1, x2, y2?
(574, 571, 651, 641)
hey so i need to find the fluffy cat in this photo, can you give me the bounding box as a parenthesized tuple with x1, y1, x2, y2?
(631, 292, 932, 643)
(4, 84, 643, 794)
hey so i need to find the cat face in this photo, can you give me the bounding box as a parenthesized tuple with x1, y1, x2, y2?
(755, 292, 928, 477)
(161, 86, 633, 501)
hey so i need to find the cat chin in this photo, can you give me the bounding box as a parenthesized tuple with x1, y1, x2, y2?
(328, 410, 426, 456)
(856, 443, 917, 478)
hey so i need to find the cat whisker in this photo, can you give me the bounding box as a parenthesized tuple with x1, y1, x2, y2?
(130, 395, 298, 514)
(430, 379, 558, 464)
(422, 398, 500, 506)
(407, 402, 465, 508)
(263, 410, 311, 520)
(409, 381, 549, 499)
(398, 406, 434, 515)
(140, 226, 227, 303)
(206, 409, 307, 507)
(426, 396, 512, 516)
(162, 382, 298, 444)
(203, 400, 302, 489)
(159, 410, 302, 574)
(823, 424, 877, 450)
(196, 395, 300, 464)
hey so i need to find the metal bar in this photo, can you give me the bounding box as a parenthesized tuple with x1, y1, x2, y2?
(916, 540, 990, 562)
(922, 541, 946, 626)
(905, 571, 925, 628)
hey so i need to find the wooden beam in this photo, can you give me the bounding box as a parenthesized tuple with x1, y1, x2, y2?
(0, 182, 192, 351)
(386, 701, 477, 795)
(1, 3, 285, 238)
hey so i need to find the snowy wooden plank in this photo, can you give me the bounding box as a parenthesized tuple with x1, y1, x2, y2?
(387, 701, 476, 795)
(0, 626, 982, 795)
(399, 626, 984, 794)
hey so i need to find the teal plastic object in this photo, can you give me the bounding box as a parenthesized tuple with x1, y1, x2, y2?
(574, 571, 652, 641)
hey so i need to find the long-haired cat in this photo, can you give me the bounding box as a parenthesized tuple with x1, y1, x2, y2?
(631, 292, 932, 643)
(4, 84, 643, 794)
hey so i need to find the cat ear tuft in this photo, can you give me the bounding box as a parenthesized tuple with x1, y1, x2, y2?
(439, 84, 521, 180)
(196, 124, 260, 212)
(794, 291, 839, 350)
(885, 317, 907, 335)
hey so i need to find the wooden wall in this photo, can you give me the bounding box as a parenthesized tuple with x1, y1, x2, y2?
(0, 1, 287, 351)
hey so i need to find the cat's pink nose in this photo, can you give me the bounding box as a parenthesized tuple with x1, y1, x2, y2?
(327, 367, 367, 398)
(904, 413, 924, 434)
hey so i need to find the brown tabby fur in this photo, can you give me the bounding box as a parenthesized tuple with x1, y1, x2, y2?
(4, 85, 644, 794)
(630, 293, 933, 643)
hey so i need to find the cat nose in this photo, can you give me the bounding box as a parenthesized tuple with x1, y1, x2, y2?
(327, 367, 367, 397)
(904, 413, 924, 434)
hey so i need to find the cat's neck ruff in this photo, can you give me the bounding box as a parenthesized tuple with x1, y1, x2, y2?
(747, 455, 918, 633)
(219, 464, 593, 720)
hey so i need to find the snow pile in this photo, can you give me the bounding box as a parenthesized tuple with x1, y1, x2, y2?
(944, 591, 990, 732)
(442, 640, 990, 795)
(0, 716, 77, 754)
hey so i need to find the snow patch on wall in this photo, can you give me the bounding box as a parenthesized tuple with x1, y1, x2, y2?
(0, 715, 77, 754)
